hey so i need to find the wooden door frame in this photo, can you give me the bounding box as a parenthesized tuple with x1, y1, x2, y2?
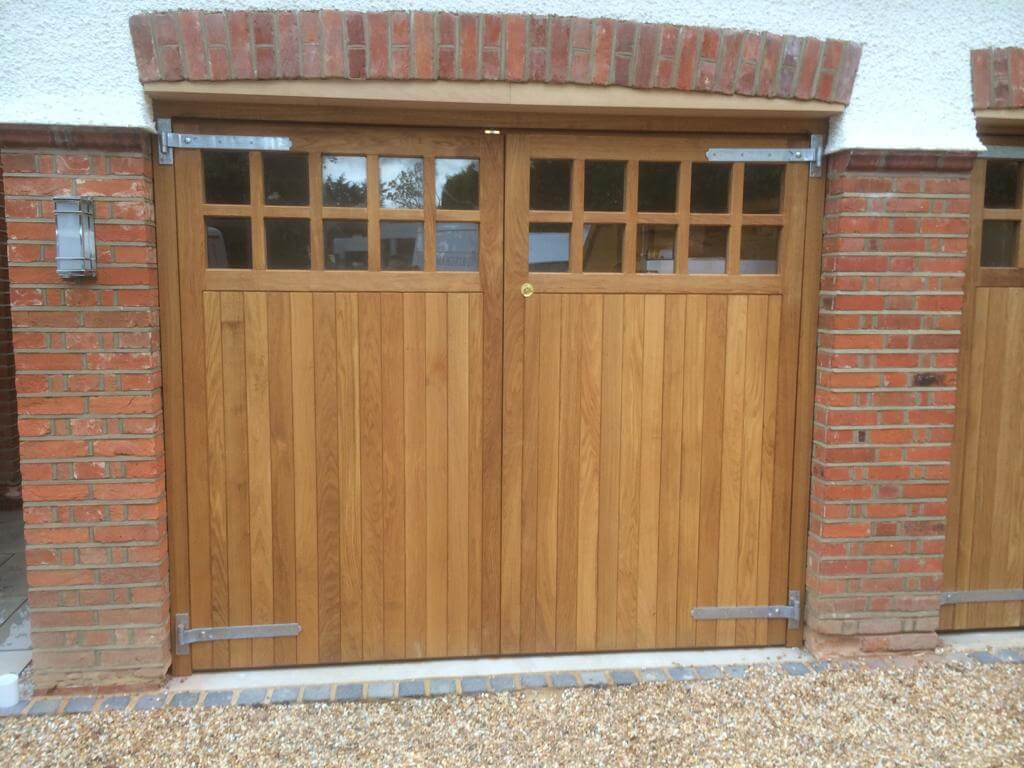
(154, 103, 826, 673)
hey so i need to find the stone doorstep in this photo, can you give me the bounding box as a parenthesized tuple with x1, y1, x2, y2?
(1, 647, 1021, 718)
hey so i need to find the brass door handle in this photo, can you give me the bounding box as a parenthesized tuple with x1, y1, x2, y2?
(521, 282, 534, 298)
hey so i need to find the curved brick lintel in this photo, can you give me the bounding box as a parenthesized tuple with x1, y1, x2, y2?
(129, 10, 861, 104)
(971, 47, 1024, 110)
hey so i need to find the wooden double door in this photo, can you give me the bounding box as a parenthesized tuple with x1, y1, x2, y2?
(167, 121, 817, 670)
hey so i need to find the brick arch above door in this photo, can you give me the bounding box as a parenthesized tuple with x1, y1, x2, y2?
(129, 10, 861, 104)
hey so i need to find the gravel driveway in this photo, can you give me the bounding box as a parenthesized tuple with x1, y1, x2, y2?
(1, 660, 1022, 767)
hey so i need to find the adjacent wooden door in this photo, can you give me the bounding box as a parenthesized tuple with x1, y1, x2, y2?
(172, 122, 504, 670)
(499, 133, 812, 651)
(943, 151, 1024, 631)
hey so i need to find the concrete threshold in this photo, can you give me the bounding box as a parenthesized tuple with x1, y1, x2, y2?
(942, 629, 1024, 652)
(168, 646, 812, 693)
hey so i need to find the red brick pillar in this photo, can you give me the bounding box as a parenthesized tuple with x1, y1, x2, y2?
(0, 159, 20, 497)
(805, 150, 973, 654)
(0, 127, 169, 690)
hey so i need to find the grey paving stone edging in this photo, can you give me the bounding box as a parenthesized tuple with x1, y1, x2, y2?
(2, 647, 1021, 718)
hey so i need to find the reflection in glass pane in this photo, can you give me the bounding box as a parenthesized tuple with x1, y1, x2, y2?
(528, 223, 570, 271)
(583, 223, 624, 272)
(638, 162, 679, 212)
(981, 220, 1019, 267)
(637, 224, 676, 274)
(436, 158, 479, 210)
(436, 222, 479, 271)
(584, 161, 626, 212)
(380, 157, 424, 209)
(203, 151, 250, 204)
(529, 159, 572, 210)
(740, 226, 780, 274)
(688, 226, 728, 274)
(205, 217, 252, 269)
(381, 221, 424, 270)
(985, 161, 1020, 209)
(323, 219, 368, 270)
(322, 155, 367, 207)
(691, 163, 731, 213)
(743, 165, 784, 213)
(265, 219, 311, 269)
(263, 153, 309, 205)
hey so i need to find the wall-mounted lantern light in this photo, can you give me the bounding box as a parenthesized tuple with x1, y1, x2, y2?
(53, 196, 97, 278)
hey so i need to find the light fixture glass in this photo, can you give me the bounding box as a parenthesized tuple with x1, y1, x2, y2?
(53, 196, 97, 278)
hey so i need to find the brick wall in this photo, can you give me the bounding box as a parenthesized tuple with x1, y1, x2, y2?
(129, 10, 861, 104)
(0, 127, 168, 691)
(0, 158, 20, 496)
(971, 47, 1024, 109)
(805, 150, 973, 654)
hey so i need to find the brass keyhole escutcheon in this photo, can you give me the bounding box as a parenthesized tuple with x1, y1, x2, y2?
(521, 282, 535, 298)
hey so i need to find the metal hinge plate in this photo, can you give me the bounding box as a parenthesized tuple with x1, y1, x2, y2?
(940, 588, 1024, 606)
(156, 118, 293, 165)
(692, 590, 802, 629)
(174, 613, 301, 655)
(706, 135, 824, 177)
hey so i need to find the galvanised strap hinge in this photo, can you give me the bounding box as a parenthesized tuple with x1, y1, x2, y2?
(156, 118, 293, 166)
(174, 613, 301, 655)
(706, 135, 824, 177)
(691, 590, 802, 630)
(940, 588, 1024, 606)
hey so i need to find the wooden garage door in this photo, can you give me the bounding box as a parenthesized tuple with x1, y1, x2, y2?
(499, 133, 811, 651)
(172, 122, 504, 670)
(168, 122, 817, 670)
(942, 151, 1024, 631)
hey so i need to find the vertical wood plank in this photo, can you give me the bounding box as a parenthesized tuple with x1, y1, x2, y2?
(597, 295, 623, 649)
(203, 294, 227, 669)
(425, 293, 449, 656)
(535, 295, 563, 652)
(447, 293, 471, 655)
(358, 292, 385, 659)
(313, 292, 342, 661)
(677, 295, 707, 646)
(266, 293, 297, 665)
(244, 292, 274, 666)
(637, 294, 666, 648)
(656, 295, 686, 647)
(716, 295, 748, 646)
(467, 293, 485, 654)
(479, 132, 505, 655)
(174, 142, 211, 671)
(403, 293, 428, 657)
(519, 298, 541, 652)
(695, 294, 728, 647)
(336, 293, 363, 660)
(616, 294, 645, 648)
(220, 292, 253, 666)
(556, 295, 581, 651)
(290, 293, 319, 663)
(755, 297, 782, 644)
(735, 295, 768, 646)
(380, 293, 406, 658)
(576, 293, 603, 651)
(157, 148, 191, 676)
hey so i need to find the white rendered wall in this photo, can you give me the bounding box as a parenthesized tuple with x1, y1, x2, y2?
(1, 0, 1022, 152)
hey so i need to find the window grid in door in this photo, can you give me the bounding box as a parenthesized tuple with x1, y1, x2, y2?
(200, 149, 481, 273)
(526, 157, 787, 276)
